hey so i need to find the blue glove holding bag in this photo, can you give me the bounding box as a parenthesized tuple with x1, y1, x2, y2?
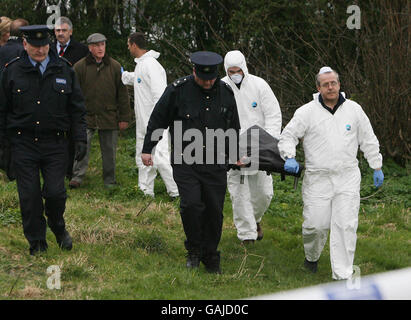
(284, 158, 300, 174)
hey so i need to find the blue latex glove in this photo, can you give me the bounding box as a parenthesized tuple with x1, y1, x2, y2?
(284, 158, 300, 174)
(373, 169, 384, 188)
(120, 66, 124, 74)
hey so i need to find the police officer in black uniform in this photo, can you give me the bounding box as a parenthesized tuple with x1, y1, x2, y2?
(0, 18, 28, 73)
(0, 25, 87, 255)
(141, 51, 243, 273)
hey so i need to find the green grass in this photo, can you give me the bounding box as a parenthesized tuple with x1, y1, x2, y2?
(0, 128, 409, 299)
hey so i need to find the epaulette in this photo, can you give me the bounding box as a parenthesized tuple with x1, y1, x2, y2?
(172, 76, 189, 87)
(4, 56, 20, 68)
(59, 56, 72, 67)
(221, 81, 234, 94)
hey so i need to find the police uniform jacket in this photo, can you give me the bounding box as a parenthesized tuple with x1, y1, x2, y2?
(0, 49, 87, 143)
(142, 75, 241, 166)
(0, 38, 24, 72)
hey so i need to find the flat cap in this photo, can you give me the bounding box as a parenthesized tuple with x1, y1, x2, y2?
(190, 51, 223, 80)
(20, 25, 51, 46)
(87, 33, 107, 44)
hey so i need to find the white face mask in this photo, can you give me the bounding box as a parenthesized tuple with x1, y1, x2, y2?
(230, 73, 243, 84)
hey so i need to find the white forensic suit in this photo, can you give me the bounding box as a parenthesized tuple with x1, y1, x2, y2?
(122, 50, 178, 197)
(278, 92, 382, 280)
(222, 50, 282, 241)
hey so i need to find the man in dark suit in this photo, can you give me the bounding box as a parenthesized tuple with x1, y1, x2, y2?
(51, 17, 89, 180)
(52, 16, 88, 65)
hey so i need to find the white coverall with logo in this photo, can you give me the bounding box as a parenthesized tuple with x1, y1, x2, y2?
(122, 50, 178, 197)
(278, 93, 382, 280)
(222, 50, 282, 241)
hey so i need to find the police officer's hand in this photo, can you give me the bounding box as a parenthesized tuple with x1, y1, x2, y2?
(0, 135, 6, 148)
(74, 141, 87, 161)
(142, 153, 153, 166)
(119, 122, 128, 131)
(235, 156, 250, 168)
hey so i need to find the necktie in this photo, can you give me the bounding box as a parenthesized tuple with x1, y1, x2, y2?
(35, 62, 42, 74)
(59, 44, 66, 56)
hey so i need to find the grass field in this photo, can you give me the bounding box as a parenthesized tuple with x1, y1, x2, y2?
(0, 128, 410, 300)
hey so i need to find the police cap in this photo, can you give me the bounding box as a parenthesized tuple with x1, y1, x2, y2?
(19, 25, 51, 46)
(190, 51, 223, 80)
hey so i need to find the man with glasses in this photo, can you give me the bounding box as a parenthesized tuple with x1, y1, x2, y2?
(278, 66, 384, 280)
(53, 16, 88, 65)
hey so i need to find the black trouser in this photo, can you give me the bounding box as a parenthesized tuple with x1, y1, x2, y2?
(172, 163, 227, 256)
(10, 131, 68, 243)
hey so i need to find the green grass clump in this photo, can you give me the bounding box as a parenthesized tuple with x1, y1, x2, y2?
(0, 128, 409, 299)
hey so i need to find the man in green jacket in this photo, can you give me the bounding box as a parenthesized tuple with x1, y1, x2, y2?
(69, 33, 130, 188)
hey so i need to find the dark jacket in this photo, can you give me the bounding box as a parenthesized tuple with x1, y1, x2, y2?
(74, 53, 131, 130)
(51, 38, 89, 65)
(0, 138, 14, 180)
(142, 75, 241, 166)
(0, 37, 24, 72)
(0, 49, 87, 143)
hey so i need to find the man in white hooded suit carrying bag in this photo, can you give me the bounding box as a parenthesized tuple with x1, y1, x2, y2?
(222, 50, 282, 245)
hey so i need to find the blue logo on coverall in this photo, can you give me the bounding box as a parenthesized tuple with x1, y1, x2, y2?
(251, 102, 257, 108)
(346, 124, 351, 131)
(137, 78, 142, 83)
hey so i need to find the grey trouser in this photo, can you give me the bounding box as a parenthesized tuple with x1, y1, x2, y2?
(71, 128, 118, 185)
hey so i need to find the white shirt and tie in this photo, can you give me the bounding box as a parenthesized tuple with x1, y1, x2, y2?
(56, 40, 70, 57)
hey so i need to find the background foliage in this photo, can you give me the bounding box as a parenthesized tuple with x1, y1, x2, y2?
(1, 0, 409, 165)
(0, 1, 410, 300)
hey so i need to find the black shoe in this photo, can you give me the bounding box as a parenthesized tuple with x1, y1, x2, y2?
(29, 240, 48, 256)
(202, 251, 222, 274)
(304, 258, 318, 273)
(169, 195, 179, 202)
(69, 180, 81, 189)
(104, 182, 119, 189)
(56, 230, 73, 251)
(186, 251, 201, 269)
